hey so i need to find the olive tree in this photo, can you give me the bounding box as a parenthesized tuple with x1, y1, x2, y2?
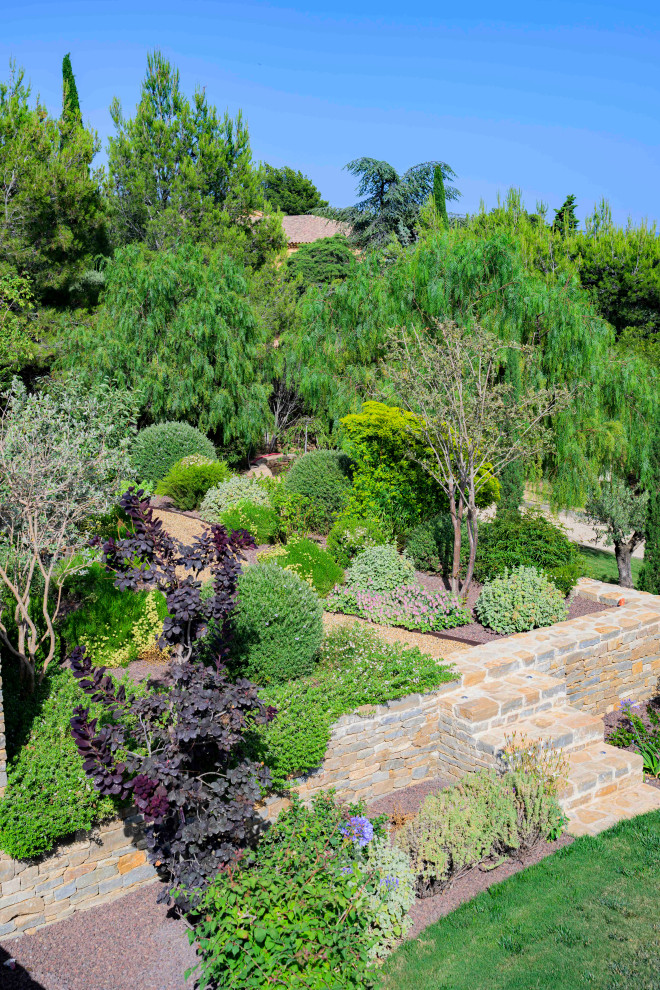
(584, 477, 647, 588)
(0, 378, 136, 689)
(385, 321, 573, 597)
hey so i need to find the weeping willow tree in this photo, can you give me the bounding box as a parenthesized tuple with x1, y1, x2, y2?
(289, 219, 613, 506)
(59, 243, 270, 448)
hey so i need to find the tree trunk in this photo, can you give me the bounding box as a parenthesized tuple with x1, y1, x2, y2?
(614, 540, 633, 589)
(448, 489, 462, 597)
(461, 501, 478, 599)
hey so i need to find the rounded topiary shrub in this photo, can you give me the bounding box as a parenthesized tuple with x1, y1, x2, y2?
(231, 564, 323, 684)
(475, 565, 568, 634)
(346, 544, 416, 595)
(284, 451, 353, 531)
(131, 422, 216, 483)
(405, 514, 468, 574)
(326, 513, 389, 568)
(200, 476, 271, 522)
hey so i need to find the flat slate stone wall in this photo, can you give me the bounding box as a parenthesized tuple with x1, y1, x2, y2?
(0, 810, 156, 940)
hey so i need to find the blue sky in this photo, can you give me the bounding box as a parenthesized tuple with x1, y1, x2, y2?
(2, 1, 659, 224)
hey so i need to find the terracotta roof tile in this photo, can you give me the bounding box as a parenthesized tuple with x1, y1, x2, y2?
(282, 215, 350, 245)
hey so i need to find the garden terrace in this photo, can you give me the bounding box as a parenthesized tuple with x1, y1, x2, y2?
(265, 578, 660, 837)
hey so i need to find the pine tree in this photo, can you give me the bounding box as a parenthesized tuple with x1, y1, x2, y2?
(61, 53, 81, 128)
(553, 194, 578, 234)
(639, 422, 660, 594)
(433, 166, 449, 227)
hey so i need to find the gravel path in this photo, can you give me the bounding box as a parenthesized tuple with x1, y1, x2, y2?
(0, 885, 197, 990)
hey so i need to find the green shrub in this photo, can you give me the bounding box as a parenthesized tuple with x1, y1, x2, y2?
(258, 537, 345, 596)
(258, 625, 456, 788)
(285, 450, 353, 532)
(265, 480, 329, 537)
(155, 459, 232, 510)
(130, 421, 216, 483)
(178, 453, 216, 468)
(396, 770, 565, 895)
(346, 544, 416, 594)
(0, 667, 119, 858)
(340, 401, 500, 534)
(220, 501, 282, 544)
(199, 475, 271, 521)
(59, 563, 169, 667)
(231, 564, 323, 684)
(191, 793, 408, 990)
(476, 509, 583, 594)
(475, 565, 568, 634)
(327, 513, 390, 567)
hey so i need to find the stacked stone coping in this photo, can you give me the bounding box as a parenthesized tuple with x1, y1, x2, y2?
(0, 809, 156, 941)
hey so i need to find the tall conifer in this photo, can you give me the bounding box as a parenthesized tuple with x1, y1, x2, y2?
(433, 166, 449, 227)
(61, 53, 81, 128)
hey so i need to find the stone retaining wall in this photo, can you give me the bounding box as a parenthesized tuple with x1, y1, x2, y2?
(0, 810, 156, 940)
(509, 580, 660, 714)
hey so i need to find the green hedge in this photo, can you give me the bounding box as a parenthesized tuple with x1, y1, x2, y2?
(258, 538, 345, 596)
(476, 510, 583, 594)
(285, 450, 353, 532)
(155, 460, 232, 510)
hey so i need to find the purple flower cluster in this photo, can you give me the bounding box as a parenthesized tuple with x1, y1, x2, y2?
(380, 874, 400, 891)
(340, 815, 374, 847)
(327, 583, 470, 632)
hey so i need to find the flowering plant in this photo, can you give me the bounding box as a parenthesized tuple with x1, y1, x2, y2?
(341, 815, 375, 847)
(326, 582, 471, 632)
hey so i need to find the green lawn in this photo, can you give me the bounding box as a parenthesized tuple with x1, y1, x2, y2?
(378, 812, 660, 990)
(579, 546, 643, 588)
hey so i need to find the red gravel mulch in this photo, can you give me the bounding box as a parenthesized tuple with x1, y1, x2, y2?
(367, 777, 574, 940)
(602, 695, 660, 791)
(0, 885, 197, 990)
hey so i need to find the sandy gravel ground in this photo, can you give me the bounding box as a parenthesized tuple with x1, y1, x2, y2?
(322, 611, 469, 658)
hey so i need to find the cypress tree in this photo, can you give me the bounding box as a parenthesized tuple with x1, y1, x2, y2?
(433, 166, 449, 227)
(639, 422, 660, 594)
(497, 347, 525, 514)
(61, 53, 81, 129)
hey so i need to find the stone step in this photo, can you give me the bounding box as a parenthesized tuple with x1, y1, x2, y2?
(476, 706, 603, 758)
(567, 780, 660, 836)
(559, 742, 644, 812)
(440, 672, 566, 731)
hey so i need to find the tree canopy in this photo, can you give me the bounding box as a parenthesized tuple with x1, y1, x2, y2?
(0, 61, 108, 304)
(286, 235, 355, 291)
(330, 157, 459, 248)
(262, 164, 328, 215)
(106, 51, 266, 252)
(60, 243, 270, 447)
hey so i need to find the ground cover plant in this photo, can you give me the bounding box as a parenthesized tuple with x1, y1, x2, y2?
(130, 421, 216, 484)
(326, 583, 471, 633)
(190, 793, 415, 990)
(59, 563, 169, 667)
(256, 625, 456, 789)
(220, 501, 282, 544)
(230, 563, 324, 684)
(378, 811, 660, 990)
(475, 566, 568, 634)
(476, 510, 583, 595)
(607, 697, 660, 778)
(155, 459, 232, 510)
(0, 665, 133, 859)
(258, 537, 345, 596)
